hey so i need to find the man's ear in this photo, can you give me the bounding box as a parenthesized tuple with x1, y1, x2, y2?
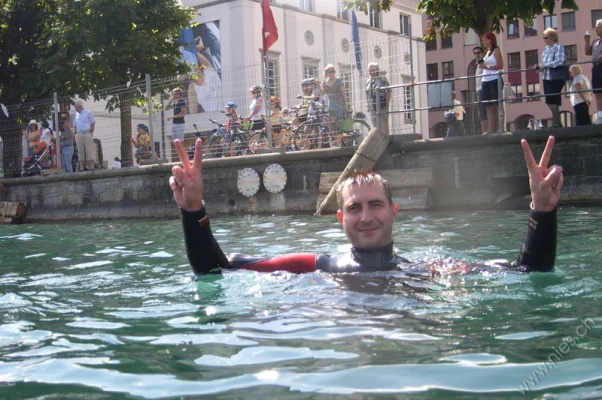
(392, 202, 398, 216)
(336, 210, 344, 224)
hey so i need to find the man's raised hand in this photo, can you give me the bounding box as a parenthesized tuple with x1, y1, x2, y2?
(169, 139, 204, 211)
(521, 136, 564, 212)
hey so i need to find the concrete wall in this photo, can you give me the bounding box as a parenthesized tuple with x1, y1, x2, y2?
(1, 127, 601, 222)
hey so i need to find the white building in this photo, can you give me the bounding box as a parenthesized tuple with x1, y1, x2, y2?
(179, 0, 428, 137)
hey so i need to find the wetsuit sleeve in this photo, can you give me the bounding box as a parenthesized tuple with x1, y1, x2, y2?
(181, 208, 317, 275)
(514, 206, 557, 272)
(181, 207, 230, 275)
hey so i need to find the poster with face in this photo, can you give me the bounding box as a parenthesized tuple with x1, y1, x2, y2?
(180, 21, 222, 114)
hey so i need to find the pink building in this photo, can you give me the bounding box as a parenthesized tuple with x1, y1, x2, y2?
(423, 1, 602, 137)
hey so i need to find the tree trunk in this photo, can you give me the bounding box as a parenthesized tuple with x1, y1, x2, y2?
(118, 91, 134, 167)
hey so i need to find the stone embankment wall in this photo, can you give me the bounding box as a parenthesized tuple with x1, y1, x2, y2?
(1, 127, 600, 222)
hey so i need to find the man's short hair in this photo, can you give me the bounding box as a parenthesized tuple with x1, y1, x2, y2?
(336, 169, 393, 210)
(368, 62, 379, 70)
(74, 99, 84, 107)
(473, 46, 483, 52)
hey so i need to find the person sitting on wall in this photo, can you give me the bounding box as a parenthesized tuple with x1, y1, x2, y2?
(131, 124, 152, 164)
(169, 135, 563, 276)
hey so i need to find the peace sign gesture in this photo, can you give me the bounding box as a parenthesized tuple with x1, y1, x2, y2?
(521, 136, 564, 212)
(169, 139, 205, 211)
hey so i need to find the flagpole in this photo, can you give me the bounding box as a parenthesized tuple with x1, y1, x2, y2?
(261, 0, 273, 150)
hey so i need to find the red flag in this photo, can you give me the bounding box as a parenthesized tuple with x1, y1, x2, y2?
(261, 0, 278, 57)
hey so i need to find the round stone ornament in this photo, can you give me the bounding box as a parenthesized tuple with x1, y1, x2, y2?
(237, 168, 260, 197)
(263, 164, 287, 194)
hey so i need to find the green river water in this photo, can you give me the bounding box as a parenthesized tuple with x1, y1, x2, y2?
(1, 207, 601, 399)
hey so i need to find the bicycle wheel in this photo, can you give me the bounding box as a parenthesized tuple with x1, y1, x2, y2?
(319, 127, 337, 149)
(299, 123, 319, 150)
(207, 136, 224, 158)
(248, 132, 269, 154)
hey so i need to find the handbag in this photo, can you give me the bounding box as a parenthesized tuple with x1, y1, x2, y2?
(550, 64, 569, 81)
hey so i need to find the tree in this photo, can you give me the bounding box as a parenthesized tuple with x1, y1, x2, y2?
(344, 0, 578, 38)
(43, 0, 195, 166)
(0, 0, 59, 104)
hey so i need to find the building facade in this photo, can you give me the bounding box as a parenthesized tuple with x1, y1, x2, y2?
(423, 1, 602, 137)
(180, 0, 428, 136)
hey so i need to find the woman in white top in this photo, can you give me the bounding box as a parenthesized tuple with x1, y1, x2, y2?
(569, 64, 592, 126)
(477, 32, 504, 134)
(246, 85, 265, 131)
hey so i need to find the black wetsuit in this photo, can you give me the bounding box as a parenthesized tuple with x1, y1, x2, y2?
(182, 207, 557, 275)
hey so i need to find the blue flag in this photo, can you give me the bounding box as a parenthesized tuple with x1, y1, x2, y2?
(351, 11, 362, 76)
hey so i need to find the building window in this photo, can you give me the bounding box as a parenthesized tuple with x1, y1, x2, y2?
(299, 0, 313, 12)
(339, 66, 352, 104)
(303, 64, 317, 80)
(543, 14, 558, 30)
(525, 50, 538, 69)
(507, 53, 522, 103)
(525, 50, 539, 101)
(425, 36, 437, 51)
(507, 20, 519, 39)
(508, 52, 521, 70)
(507, 83, 523, 103)
(400, 13, 410, 36)
(564, 44, 577, 65)
(525, 18, 537, 37)
(337, 0, 349, 21)
(265, 58, 280, 98)
(527, 83, 541, 102)
(562, 12, 576, 31)
(442, 61, 454, 79)
(441, 34, 452, 49)
(369, 6, 381, 29)
(427, 63, 438, 81)
(402, 77, 413, 122)
(592, 10, 602, 27)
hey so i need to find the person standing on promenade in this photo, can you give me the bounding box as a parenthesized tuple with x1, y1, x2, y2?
(535, 28, 566, 128)
(365, 62, 391, 135)
(60, 120, 75, 173)
(74, 100, 96, 171)
(478, 32, 504, 134)
(585, 19, 602, 125)
(473, 46, 489, 134)
(166, 88, 187, 142)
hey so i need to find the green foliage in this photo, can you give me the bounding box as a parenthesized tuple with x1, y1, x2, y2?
(418, 0, 578, 38)
(342, 0, 393, 14)
(343, 0, 578, 39)
(0, 0, 60, 104)
(43, 0, 194, 101)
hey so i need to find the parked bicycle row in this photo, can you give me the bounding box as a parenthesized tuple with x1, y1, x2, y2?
(186, 98, 371, 160)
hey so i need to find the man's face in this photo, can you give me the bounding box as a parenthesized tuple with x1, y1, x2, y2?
(473, 48, 482, 60)
(337, 182, 398, 250)
(369, 67, 379, 77)
(75, 104, 82, 112)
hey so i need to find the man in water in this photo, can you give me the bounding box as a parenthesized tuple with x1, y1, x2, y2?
(170, 136, 563, 275)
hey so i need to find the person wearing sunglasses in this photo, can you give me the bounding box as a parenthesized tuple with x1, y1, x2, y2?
(535, 28, 567, 128)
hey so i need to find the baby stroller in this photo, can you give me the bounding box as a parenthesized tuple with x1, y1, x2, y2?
(23, 141, 56, 176)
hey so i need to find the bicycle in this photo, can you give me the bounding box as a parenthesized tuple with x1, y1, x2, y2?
(295, 101, 337, 150)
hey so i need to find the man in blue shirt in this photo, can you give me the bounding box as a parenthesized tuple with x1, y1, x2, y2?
(74, 99, 96, 171)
